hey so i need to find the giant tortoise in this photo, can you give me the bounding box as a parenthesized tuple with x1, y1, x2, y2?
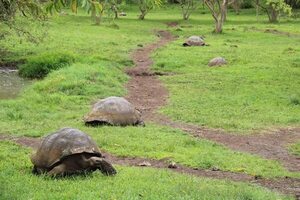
(31, 128, 116, 176)
(183, 36, 205, 46)
(208, 57, 227, 67)
(84, 96, 144, 126)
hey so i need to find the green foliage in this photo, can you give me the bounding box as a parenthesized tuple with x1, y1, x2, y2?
(179, 0, 198, 20)
(137, 0, 163, 19)
(46, 0, 124, 24)
(266, 0, 292, 14)
(240, 0, 254, 8)
(19, 52, 75, 79)
(0, 0, 46, 43)
(257, 0, 292, 22)
(0, 0, 45, 22)
(0, 142, 292, 200)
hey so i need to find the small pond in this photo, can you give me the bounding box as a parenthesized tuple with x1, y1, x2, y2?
(0, 69, 31, 99)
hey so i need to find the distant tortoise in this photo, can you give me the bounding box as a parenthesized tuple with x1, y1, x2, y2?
(84, 96, 144, 126)
(183, 36, 205, 46)
(31, 128, 116, 176)
(208, 57, 227, 67)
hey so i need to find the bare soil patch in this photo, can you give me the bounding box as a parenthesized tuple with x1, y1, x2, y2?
(165, 21, 179, 27)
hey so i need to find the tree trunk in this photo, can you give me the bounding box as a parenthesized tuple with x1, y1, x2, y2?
(215, 20, 223, 33)
(183, 12, 189, 20)
(111, 5, 118, 19)
(214, 0, 227, 33)
(139, 10, 147, 20)
(95, 15, 101, 25)
(269, 7, 278, 23)
(232, 0, 240, 15)
(114, 10, 118, 19)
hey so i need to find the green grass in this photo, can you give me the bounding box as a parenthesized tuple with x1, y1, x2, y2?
(0, 141, 293, 200)
(289, 142, 300, 156)
(19, 51, 75, 79)
(151, 8, 300, 133)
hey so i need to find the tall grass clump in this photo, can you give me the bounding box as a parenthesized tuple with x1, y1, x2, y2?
(19, 52, 75, 79)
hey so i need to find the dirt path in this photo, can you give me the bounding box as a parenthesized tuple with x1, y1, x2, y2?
(125, 30, 300, 173)
(0, 135, 299, 196)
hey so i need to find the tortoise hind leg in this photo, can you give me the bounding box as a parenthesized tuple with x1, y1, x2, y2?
(47, 163, 66, 176)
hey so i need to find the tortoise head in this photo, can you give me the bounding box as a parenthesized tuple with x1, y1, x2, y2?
(91, 157, 117, 176)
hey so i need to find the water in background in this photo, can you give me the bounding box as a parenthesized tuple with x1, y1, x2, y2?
(0, 69, 31, 99)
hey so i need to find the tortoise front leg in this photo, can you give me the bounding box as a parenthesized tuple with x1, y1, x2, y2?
(32, 165, 44, 175)
(92, 157, 117, 175)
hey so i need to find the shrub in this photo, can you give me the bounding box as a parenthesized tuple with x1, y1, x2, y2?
(241, 0, 254, 9)
(19, 52, 75, 79)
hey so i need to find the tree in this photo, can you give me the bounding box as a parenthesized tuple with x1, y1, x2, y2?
(255, 0, 292, 22)
(137, 0, 162, 20)
(179, 0, 197, 20)
(204, 0, 228, 33)
(0, 0, 46, 42)
(231, 0, 241, 14)
(46, 0, 116, 25)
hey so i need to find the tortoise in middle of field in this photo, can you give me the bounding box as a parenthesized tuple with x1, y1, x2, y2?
(84, 96, 144, 126)
(31, 128, 116, 176)
(183, 36, 205, 46)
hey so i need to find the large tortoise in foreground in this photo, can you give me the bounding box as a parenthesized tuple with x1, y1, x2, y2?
(31, 128, 116, 176)
(84, 96, 144, 126)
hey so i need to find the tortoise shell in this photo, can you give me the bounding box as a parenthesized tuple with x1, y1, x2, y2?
(31, 128, 102, 170)
(84, 96, 144, 126)
(183, 36, 205, 46)
(208, 57, 227, 67)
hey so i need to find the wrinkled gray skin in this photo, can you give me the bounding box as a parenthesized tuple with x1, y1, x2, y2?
(208, 57, 227, 67)
(31, 128, 116, 176)
(183, 36, 205, 46)
(84, 96, 144, 126)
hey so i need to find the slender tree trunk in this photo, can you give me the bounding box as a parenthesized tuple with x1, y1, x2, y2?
(215, 20, 223, 33)
(183, 12, 190, 20)
(204, 0, 228, 33)
(232, 0, 240, 15)
(114, 10, 118, 19)
(95, 15, 101, 25)
(111, 5, 118, 19)
(215, 0, 227, 33)
(269, 7, 278, 22)
(139, 9, 147, 20)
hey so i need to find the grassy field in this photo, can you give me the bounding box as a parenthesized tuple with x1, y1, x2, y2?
(0, 5, 299, 199)
(0, 141, 293, 200)
(152, 9, 300, 133)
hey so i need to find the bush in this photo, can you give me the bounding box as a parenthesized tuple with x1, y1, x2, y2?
(241, 0, 254, 9)
(19, 52, 75, 79)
